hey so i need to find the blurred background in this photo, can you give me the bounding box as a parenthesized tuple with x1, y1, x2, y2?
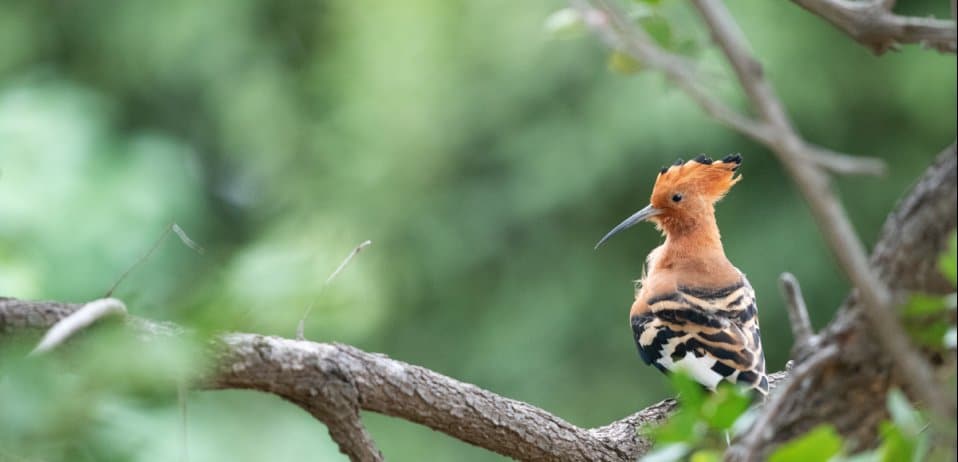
(0, 0, 954, 460)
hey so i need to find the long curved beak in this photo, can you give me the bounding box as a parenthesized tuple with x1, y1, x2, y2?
(595, 204, 661, 249)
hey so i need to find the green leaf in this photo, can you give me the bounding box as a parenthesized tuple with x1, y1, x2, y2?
(639, 15, 673, 48)
(641, 443, 690, 462)
(671, 372, 706, 410)
(877, 422, 917, 462)
(769, 425, 843, 462)
(885, 389, 923, 435)
(690, 449, 722, 462)
(911, 430, 931, 462)
(607, 51, 644, 75)
(938, 232, 957, 286)
(833, 451, 881, 462)
(650, 407, 704, 444)
(902, 294, 946, 317)
(701, 384, 751, 430)
(906, 320, 950, 348)
(543, 8, 585, 40)
(902, 294, 952, 347)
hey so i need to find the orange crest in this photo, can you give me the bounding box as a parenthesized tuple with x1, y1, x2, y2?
(650, 154, 742, 208)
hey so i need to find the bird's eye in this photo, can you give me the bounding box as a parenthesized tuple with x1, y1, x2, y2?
(672, 193, 683, 203)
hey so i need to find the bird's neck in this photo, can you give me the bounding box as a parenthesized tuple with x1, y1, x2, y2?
(656, 215, 733, 274)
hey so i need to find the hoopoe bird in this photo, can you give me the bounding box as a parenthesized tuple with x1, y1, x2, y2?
(596, 154, 768, 396)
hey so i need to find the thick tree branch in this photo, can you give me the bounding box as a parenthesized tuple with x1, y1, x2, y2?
(791, 0, 957, 54)
(212, 334, 635, 462)
(0, 295, 792, 462)
(0, 147, 951, 461)
(0, 297, 673, 461)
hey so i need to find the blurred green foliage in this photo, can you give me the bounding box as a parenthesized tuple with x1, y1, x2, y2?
(0, 0, 954, 460)
(768, 425, 843, 462)
(639, 373, 754, 462)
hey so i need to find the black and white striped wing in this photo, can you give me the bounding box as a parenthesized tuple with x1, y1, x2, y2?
(631, 280, 768, 395)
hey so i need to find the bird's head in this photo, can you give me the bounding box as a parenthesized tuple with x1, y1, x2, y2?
(595, 154, 742, 248)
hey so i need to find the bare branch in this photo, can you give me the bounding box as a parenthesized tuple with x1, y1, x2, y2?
(30, 298, 127, 355)
(778, 273, 815, 347)
(791, 0, 957, 54)
(571, 0, 774, 144)
(691, 0, 952, 420)
(2, 297, 660, 461)
(803, 146, 887, 176)
(573, 0, 885, 176)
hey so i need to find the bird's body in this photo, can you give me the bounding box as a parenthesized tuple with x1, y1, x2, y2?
(597, 154, 768, 395)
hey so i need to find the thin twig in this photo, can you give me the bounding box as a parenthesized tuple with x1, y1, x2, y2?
(572, 0, 774, 144)
(573, 0, 885, 176)
(778, 273, 815, 347)
(105, 223, 204, 297)
(30, 298, 127, 355)
(296, 240, 373, 340)
(803, 146, 887, 176)
(729, 345, 840, 462)
(691, 0, 951, 420)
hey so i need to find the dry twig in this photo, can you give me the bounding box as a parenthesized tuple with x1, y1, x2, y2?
(296, 239, 373, 340)
(105, 223, 204, 297)
(778, 273, 815, 348)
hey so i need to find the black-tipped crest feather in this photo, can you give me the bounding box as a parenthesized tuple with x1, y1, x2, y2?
(693, 154, 713, 165)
